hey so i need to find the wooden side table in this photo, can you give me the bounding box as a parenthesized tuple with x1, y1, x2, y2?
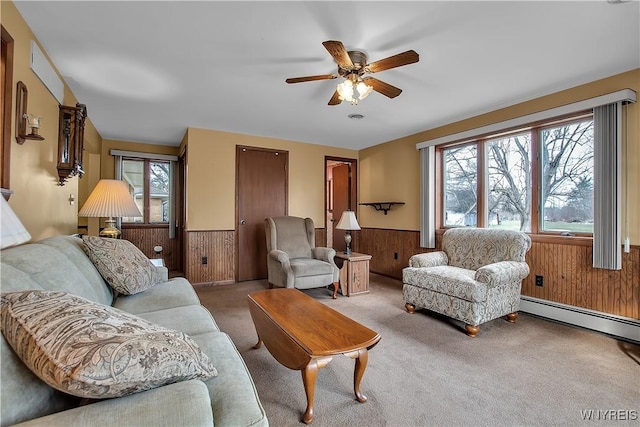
(334, 252, 372, 296)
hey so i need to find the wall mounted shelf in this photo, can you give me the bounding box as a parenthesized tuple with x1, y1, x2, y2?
(360, 202, 405, 215)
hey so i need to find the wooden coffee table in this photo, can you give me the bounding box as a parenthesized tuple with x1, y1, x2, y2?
(247, 288, 381, 424)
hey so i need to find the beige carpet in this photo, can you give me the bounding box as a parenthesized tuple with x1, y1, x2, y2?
(195, 274, 639, 427)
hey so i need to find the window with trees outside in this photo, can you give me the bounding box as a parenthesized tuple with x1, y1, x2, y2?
(121, 158, 170, 224)
(441, 113, 594, 235)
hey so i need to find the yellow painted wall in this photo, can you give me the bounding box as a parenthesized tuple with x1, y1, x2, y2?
(359, 138, 420, 230)
(1, 2, 102, 241)
(184, 128, 357, 231)
(359, 69, 640, 244)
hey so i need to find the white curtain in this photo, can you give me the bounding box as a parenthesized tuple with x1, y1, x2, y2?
(169, 161, 177, 239)
(114, 154, 122, 229)
(593, 102, 622, 270)
(419, 146, 436, 248)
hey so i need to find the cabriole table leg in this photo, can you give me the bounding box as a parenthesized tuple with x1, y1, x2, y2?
(352, 348, 369, 402)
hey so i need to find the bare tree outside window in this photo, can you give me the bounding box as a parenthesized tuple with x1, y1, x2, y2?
(541, 119, 594, 233)
(443, 144, 477, 227)
(149, 161, 170, 223)
(488, 133, 532, 231)
(121, 159, 170, 224)
(440, 116, 593, 234)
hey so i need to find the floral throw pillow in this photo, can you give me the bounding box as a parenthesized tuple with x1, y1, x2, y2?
(0, 291, 217, 399)
(82, 236, 163, 295)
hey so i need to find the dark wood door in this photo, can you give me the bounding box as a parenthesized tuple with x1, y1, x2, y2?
(332, 164, 350, 251)
(237, 146, 288, 281)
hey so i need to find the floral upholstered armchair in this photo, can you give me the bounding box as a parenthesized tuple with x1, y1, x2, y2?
(402, 228, 531, 337)
(264, 216, 340, 298)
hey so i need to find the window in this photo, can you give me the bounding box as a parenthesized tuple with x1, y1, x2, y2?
(121, 158, 170, 224)
(439, 114, 594, 235)
(487, 131, 532, 231)
(443, 144, 477, 227)
(540, 119, 594, 233)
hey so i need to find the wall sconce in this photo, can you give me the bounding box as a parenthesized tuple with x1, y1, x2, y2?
(15, 81, 45, 143)
(24, 114, 44, 140)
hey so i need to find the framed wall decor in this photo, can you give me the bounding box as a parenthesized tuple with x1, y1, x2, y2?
(15, 81, 27, 144)
(57, 103, 87, 185)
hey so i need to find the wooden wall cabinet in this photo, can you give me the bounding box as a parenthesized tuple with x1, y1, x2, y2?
(57, 103, 87, 186)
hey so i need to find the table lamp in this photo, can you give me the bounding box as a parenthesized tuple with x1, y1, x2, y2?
(1, 196, 31, 249)
(335, 210, 361, 255)
(78, 179, 142, 238)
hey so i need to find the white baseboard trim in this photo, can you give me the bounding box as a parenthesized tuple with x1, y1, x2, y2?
(520, 296, 640, 343)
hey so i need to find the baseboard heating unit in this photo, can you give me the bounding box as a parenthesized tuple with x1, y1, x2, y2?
(520, 296, 640, 343)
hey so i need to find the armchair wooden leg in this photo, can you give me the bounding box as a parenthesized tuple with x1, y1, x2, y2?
(268, 282, 274, 289)
(465, 324, 480, 337)
(506, 312, 518, 323)
(332, 282, 339, 299)
(404, 303, 416, 313)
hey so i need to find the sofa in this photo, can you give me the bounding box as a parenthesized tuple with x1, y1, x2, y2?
(0, 235, 268, 427)
(402, 228, 531, 337)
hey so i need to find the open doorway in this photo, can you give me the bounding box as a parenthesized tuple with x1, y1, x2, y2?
(325, 157, 357, 251)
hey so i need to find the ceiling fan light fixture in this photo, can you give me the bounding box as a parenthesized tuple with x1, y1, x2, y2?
(286, 41, 418, 106)
(337, 79, 354, 103)
(356, 81, 373, 100)
(337, 77, 372, 105)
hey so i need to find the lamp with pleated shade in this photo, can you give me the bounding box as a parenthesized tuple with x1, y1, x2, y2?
(1, 196, 31, 249)
(335, 210, 361, 255)
(78, 179, 142, 238)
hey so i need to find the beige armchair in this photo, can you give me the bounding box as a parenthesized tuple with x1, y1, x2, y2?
(402, 228, 531, 337)
(264, 216, 340, 298)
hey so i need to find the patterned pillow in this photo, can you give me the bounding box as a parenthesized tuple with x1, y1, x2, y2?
(82, 236, 163, 295)
(0, 291, 217, 399)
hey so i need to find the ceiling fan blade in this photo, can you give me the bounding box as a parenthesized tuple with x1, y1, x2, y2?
(286, 74, 337, 84)
(367, 50, 419, 73)
(328, 91, 342, 106)
(362, 77, 402, 98)
(322, 40, 354, 69)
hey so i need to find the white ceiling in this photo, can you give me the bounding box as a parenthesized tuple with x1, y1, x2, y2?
(13, 1, 640, 151)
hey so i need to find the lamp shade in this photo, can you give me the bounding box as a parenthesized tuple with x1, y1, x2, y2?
(335, 210, 361, 231)
(1, 196, 31, 249)
(78, 179, 142, 218)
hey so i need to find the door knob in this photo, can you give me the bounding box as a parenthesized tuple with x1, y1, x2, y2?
(240, 219, 246, 225)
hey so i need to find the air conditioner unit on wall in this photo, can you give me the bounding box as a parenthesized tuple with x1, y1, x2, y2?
(30, 40, 64, 104)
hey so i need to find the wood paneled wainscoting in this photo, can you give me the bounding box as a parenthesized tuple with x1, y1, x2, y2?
(357, 227, 640, 321)
(121, 226, 180, 272)
(315, 228, 326, 248)
(184, 228, 326, 285)
(185, 230, 235, 285)
(183, 228, 326, 285)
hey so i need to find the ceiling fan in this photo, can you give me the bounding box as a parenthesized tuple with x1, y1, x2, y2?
(286, 40, 419, 106)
